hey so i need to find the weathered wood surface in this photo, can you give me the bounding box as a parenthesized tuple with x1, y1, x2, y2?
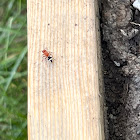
(28, 0, 104, 139)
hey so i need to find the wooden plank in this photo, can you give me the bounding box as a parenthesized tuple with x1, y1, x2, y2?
(28, 0, 105, 139)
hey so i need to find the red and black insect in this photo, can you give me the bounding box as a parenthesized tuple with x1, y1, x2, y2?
(42, 49, 53, 62)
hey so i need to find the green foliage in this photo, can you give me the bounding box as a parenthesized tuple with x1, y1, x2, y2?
(0, 0, 27, 139)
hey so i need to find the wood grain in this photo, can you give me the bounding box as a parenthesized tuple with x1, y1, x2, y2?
(28, 0, 105, 139)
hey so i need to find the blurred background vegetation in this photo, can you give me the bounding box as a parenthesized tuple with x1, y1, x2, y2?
(0, 0, 27, 139)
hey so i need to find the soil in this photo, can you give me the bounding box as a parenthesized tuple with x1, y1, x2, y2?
(100, 0, 140, 139)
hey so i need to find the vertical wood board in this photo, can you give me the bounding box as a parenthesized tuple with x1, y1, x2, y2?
(28, 0, 104, 139)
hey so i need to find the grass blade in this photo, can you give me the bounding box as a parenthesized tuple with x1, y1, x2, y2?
(4, 46, 27, 91)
